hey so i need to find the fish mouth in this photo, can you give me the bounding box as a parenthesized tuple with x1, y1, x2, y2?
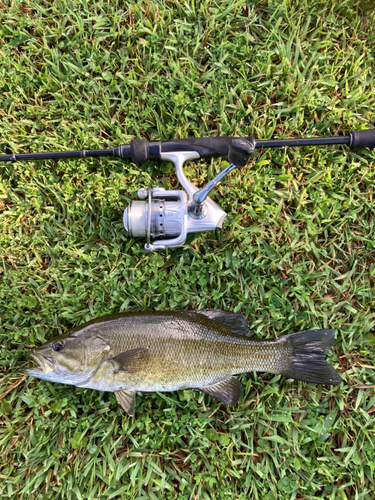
(29, 351, 55, 374)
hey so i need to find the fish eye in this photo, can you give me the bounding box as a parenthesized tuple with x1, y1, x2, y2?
(52, 341, 64, 352)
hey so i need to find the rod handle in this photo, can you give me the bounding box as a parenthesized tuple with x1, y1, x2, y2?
(161, 136, 254, 158)
(350, 128, 375, 149)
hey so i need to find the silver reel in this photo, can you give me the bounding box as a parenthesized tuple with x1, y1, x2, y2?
(123, 140, 254, 251)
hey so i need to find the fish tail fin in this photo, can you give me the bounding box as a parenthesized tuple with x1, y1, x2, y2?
(280, 329, 341, 385)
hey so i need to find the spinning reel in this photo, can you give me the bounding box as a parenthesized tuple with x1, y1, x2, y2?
(123, 138, 255, 251)
(1, 128, 375, 251)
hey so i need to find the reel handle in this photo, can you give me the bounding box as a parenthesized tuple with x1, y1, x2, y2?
(190, 137, 255, 218)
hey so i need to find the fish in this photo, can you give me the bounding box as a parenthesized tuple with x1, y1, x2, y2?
(25, 310, 341, 415)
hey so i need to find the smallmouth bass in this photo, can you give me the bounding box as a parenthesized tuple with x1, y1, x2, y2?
(25, 310, 340, 415)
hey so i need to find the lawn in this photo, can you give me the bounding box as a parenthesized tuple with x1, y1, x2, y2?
(1, 0, 375, 498)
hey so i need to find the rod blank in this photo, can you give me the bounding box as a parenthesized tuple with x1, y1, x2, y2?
(0, 128, 373, 164)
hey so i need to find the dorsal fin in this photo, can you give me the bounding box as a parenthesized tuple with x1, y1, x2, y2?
(195, 310, 250, 336)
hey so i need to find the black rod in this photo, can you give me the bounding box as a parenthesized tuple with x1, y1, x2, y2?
(0, 128, 373, 163)
(254, 136, 351, 148)
(0, 148, 117, 163)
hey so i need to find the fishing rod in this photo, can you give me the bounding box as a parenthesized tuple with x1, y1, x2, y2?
(1, 128, 375, 251)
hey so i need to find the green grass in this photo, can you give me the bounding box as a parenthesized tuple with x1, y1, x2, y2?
(0, 0, 375, 498)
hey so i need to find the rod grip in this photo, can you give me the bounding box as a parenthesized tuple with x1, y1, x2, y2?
(350, 128, 375, 149)
(161, 136, 254, 158)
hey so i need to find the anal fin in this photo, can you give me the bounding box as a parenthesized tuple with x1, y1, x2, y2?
(115, 390, 136, 416)
(200, 376, 241, 404)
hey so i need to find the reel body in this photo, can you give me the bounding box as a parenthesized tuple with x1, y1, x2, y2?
(123, 151, 228, 251)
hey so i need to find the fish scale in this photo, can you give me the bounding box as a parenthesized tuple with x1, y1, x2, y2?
(84, 313, 287, 391)
(25, 310, 341, 415)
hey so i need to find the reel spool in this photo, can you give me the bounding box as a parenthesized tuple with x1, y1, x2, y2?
(124, 188, 188, 251)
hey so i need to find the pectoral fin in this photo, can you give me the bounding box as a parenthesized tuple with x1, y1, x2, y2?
(115, 390, 136, 416)
(109, 348, 150, 373)
(200, 376, 241, 404)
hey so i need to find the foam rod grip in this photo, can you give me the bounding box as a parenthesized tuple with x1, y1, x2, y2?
(350, 128, 375, 149)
